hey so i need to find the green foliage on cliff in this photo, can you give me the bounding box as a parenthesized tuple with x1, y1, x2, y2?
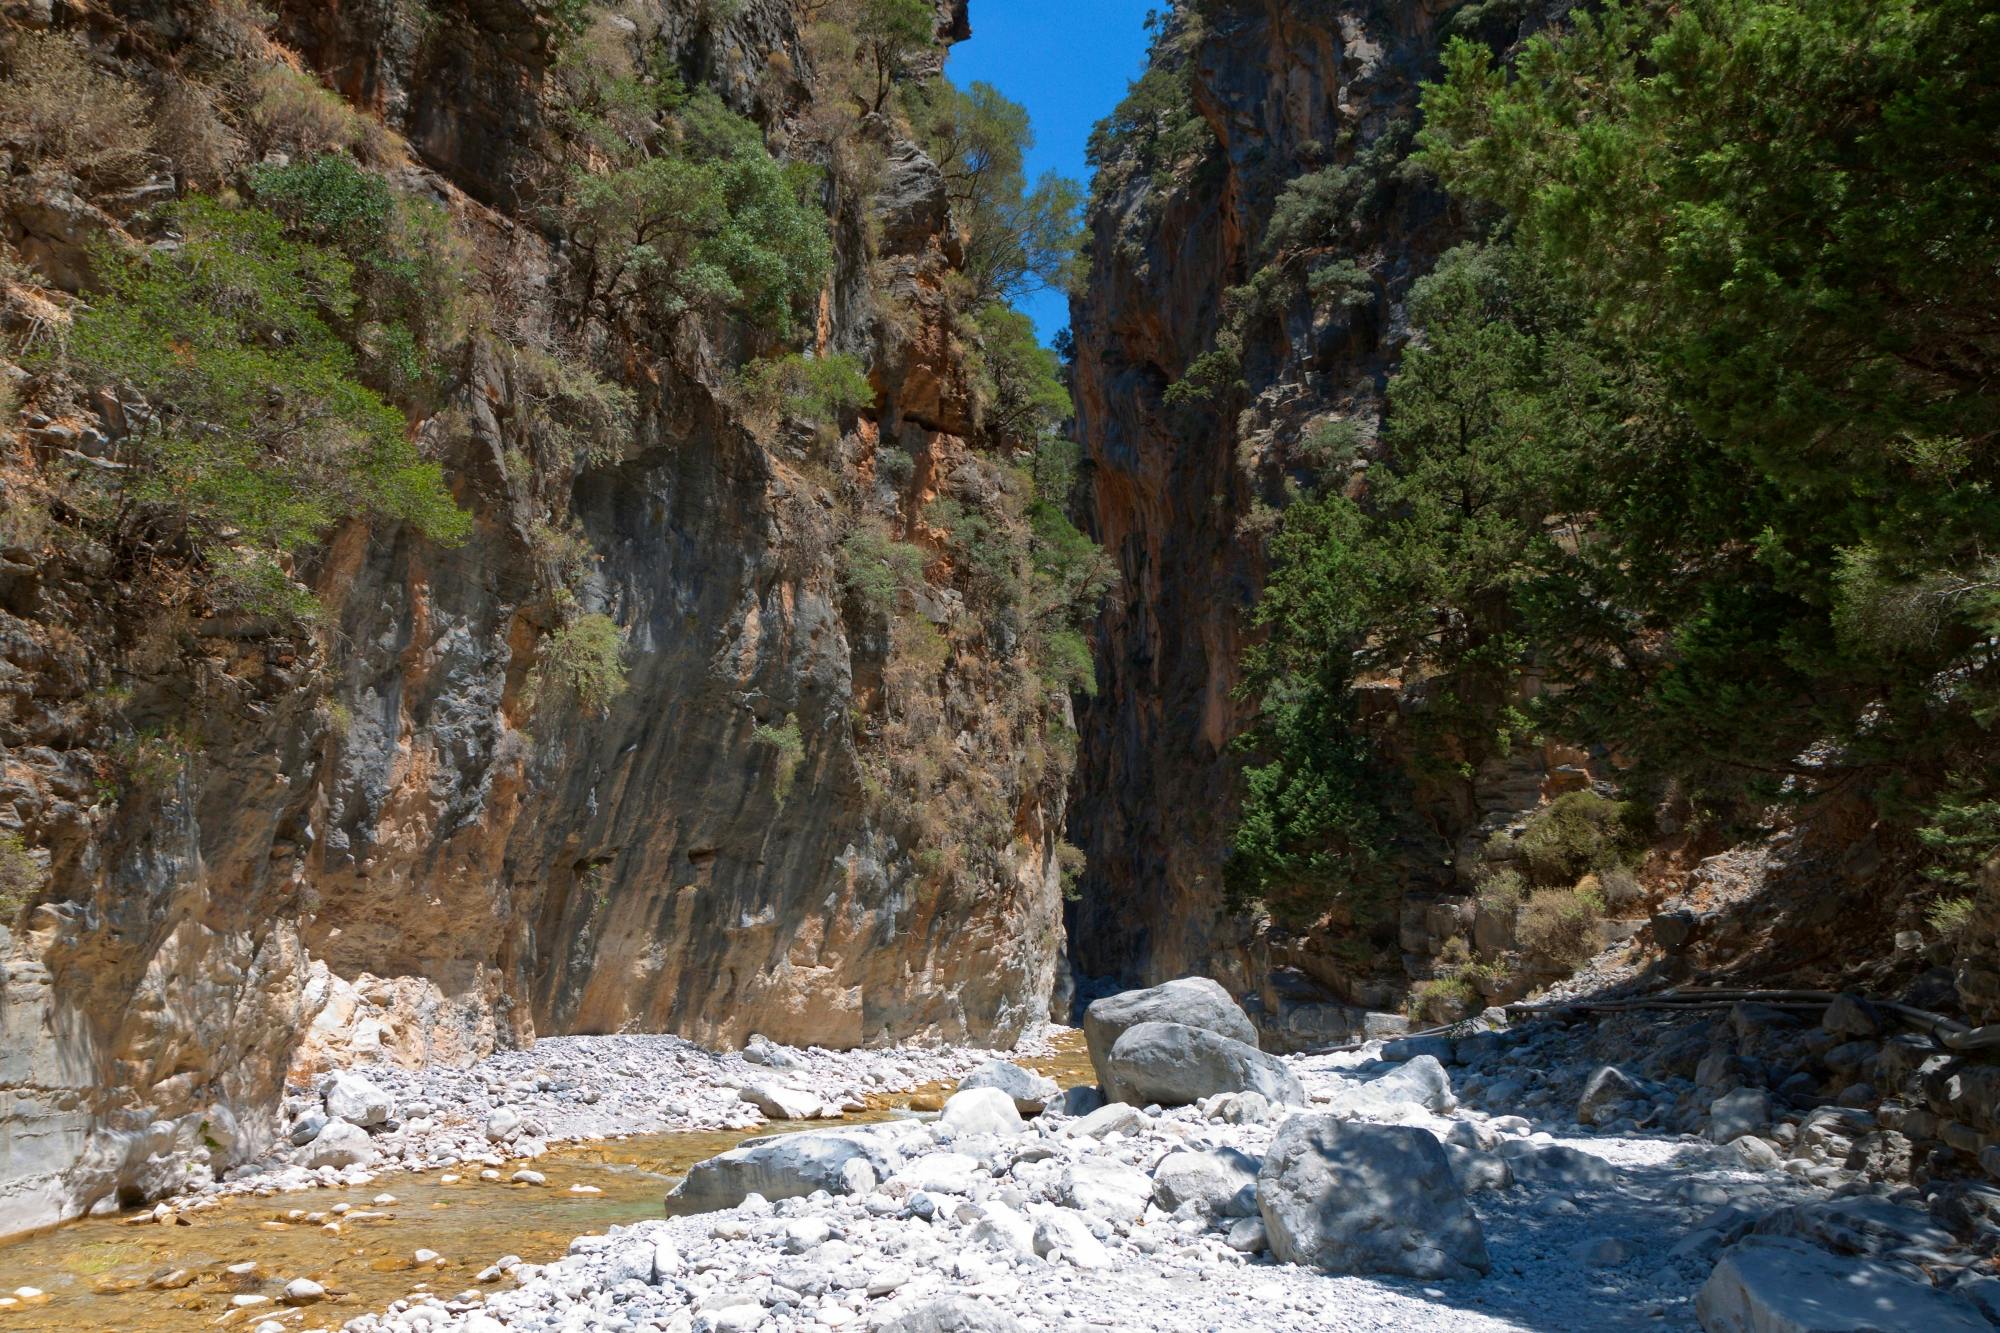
(1229, 0, 2000, 923)
(563, 91, 832, 341)
(530, 612, 627, 713)
(1087, 6, 1215, 181)
(972, 304, 1071, 445)
(67, 198, 469, 617)
(739, 352, 875, 429)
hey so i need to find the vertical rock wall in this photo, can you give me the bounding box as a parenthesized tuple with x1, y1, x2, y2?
(0, 0, 1064, 1235)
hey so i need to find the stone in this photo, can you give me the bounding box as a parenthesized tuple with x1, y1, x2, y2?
(1729, 1136, 1784, 1171)
(1067, 1102, 1147, 1139)
(1102, 1021, 1305, 1107)
(1822, 994, 1882, 1038)
(1256, 1116, 1490, 1280)
(1441, 1144, 1513, 1193)
(322, 1072, 392, 1128)
(651, 1238, 683, 1282)
(281, 1278, 325, 1305)
(1381, 1035, 1456, 1064)
(743, 1034, 806, 1070)
(300, 1120, 376, 1170)
(1052, 1086, 1105, 1118)
(1708, 1088, 1773, 1143)
(937, 1087, 1025, 1137)
(1508, 1145, 1618, 1189)
(483, 1107, 522, 1142)
(968, 1202, 1037, 1258)
(1363, 1055, 1457, 1114)
(882, 1297, 1025, 1333)
(894, 1152, 981, 1196)
(665, 1122, 924, 1215)
(1577, 1065, 1643, 1125)
(1083, 978, 1259, 1087)
(740, 1083, 823, 1121)
(956, 1061, 1058, 1117)
(1062, 1160, 1154, 1223)
(1696, 1236, 1989, 1333)
(287, 1112, 327, 1147)
(1151, 1147, 1261, 1217)
(1032, 1207, 1112, 1269)
(1652, 910, 1699, 952)
(1751, 1195, 1956, 1258)
(1203, 1090, 1275, 1124)
(1225, 1215, 1268, 1253)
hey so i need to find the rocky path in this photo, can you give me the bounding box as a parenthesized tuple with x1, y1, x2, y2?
(297, 983, 2000, 1333)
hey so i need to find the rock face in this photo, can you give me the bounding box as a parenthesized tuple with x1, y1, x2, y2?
(1257, 1116, 1490, 1280)
(1082, 977, 1259, 1084)
(0, 0, 1065, 1236)
(1061, 0, 1578, 1029)
(1103, 1021, 1305, 1108)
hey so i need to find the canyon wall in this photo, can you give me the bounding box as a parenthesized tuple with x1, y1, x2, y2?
(0, 0, 1068, 1233)
(1069, 0, 1476, 1023)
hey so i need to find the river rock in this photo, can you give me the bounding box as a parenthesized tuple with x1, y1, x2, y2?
(1508, 1144, 1618, 1189)
(1152, 1147, 1260, 1216)
(937, 1087, 1025, 1137)
(1257, 1116, 1490, 1280)
(882, 1297, 1025, 1333)
(743, 1034, 806, 1070)
(1577, 1065, 1643, 1125)
(322, 1072, 392, 1128)
(1062, 1160, 1153, 1222)
(300, 1120, 376, 1170)
(1696, 1236, 1989, 1332)
(1067, 1102, 1147, 1139)
(280, 1278, 325, 1305)
(484, 1107, 522, 1142)
(1362, 1054, 1457, 1114)
(665, 1122, 924, 1215)
(1052, 1085, 1105, 1117)
(968, 1201, 1037, 1257)
(287, 1112, 326, 1147)
(957, 1060, 1057, 1116)
(1707, 1088, 1772, 1144)
(739, 1083, 823, 1121)
(1083, 978, 1259, 1087)
(1032, 1206, 1112, 1269)
(1102, 1021, 1305, 1107)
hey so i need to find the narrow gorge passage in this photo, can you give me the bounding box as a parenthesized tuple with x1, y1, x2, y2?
(0, 0, 1995, 1330)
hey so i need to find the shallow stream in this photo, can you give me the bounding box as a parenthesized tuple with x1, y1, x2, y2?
(0, 1036, 1095, 1331)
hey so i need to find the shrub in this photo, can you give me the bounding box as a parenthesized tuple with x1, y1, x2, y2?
(1517, 886, 1604, 968)
(1055, 840, 1086, 900)
(1928, 895, 1977, 938)
(563, 91, 832, 341)
(512, 344, 634, 473)
(752, 715, 805, 802)
(530, 612, 626, 712)
(1476, 867, 1526, 912)
(1410, 974, 1478, 1023)
(738, 352, 873, 428)
(1517, 790, 1637, 886)
(1039, 627, 1095, 697)
(64, 198, 470, 615)
(839, 525, 927, 619)
(246, 65, 392, 164)
(152, 77, 242, 188)
(0, 34, 151, 188)
(0, 831, 41, 920)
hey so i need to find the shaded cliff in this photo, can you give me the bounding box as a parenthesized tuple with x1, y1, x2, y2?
(1068, 0, 1475, 1012)
(0, 0, 1073, 1232)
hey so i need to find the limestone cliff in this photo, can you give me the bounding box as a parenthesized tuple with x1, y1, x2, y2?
(1069, 0, 1487, 1027)
(0, 0, 1070, 1233)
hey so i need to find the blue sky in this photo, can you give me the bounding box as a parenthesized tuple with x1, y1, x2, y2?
(947, 1, 1157, 343)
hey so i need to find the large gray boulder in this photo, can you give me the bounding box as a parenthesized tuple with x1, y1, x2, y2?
(300, 1119, 377, 1170)
(1257, 1116, 1490, 1280)
(882, 1298, 1024, 1333)
(1084, 978, 1258, 1088)
(1696, 1236, 1988, 1332)
(1103, 1021, 1305, 1108)
(322, 1072, 392, 1128)
(665, 1122, 925, 1215)
(1153, 1147, 1261, 1217)
(957, 1061, 1058, 1117)
(937, 1087, 1025, 1138)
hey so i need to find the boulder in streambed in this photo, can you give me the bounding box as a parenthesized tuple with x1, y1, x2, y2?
(321, 1072, 391, 1128)
(1103, 1021, 1305, 1107)
(300, 1119, 376, 1170)
(937, 1087, 1025, 1137)
(1083, 977, 1258, 1087)
(664, 1122, 926, 1215)
(956, 1060, 1058, 1116)
(1257, 1116, 1490, 1280)
(738, 1083, 824, 1121)
(1696, 1235, 1988, 1332)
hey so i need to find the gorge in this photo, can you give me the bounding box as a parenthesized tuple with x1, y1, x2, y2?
(0, 0, 1997, 1328)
